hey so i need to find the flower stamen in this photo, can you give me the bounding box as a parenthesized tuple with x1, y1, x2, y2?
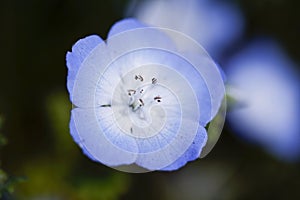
(100, 104, 111, 107)
(127, 75, 163, 121)
(139, 98, 144, 106)
(154, 96, 162, 103)
(152, 78, 157, 84)
(128, 89, 136, 96)
(135, 75, 144, 82)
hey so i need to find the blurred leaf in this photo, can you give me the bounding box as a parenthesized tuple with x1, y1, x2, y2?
(77, 173, 130, 200)
(0, 135, 7, 147)
(18, 156, 131, 200)
(19, 157, 73, 199)
(0, 115, 25, 198)
(1, 176, 26, 194)
(0, 169, 8, 185)
(0, 174, 27, 199)
(45, 91, 75, 156)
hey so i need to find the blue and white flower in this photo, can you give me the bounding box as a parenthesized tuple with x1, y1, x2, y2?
(226, 39, 300, 161)
(66, 19, 225, 172)
(129, 0, 244, 59)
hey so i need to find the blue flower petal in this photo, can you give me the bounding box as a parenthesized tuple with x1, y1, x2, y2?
(72, 108, 138, 166)
(66, 35, 103, 98)
(71, 27, 177, 108)
(172, 50, 225, 125)
(70, 113, 97, 161)
(161, 126, 207, 171)
(135, 117, 181, 154)
(108, 18, 147, 38)
(94, 107, 139, 153)
(135, 118, 201, 171)
(106, 24, 177, 56)
(70, 41, 111, 108)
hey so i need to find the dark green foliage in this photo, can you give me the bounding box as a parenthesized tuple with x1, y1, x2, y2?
(0, 116, 26, 199)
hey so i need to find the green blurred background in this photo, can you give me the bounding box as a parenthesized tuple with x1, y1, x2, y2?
(0, 0, 300, 199)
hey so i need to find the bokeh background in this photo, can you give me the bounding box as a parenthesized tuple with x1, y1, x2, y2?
(1, 0, 300, 199)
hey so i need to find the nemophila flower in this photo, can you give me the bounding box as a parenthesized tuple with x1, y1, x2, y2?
(129, 0, 244, 59)
(66, 18, 225, 172)
(226, 39, 300, 161)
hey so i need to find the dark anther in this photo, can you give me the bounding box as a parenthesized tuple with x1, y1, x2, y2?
(152, 78, 157, 84)
(135, 75, 144, 81)
(100, 104, 111, 107)
(154, 96, 162, 103)
(139, 99, 144, 106)
(139, 75, 144, 81)
(128, 89, 136, 96)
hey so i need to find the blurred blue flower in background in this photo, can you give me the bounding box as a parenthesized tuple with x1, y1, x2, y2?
(226, 39, 300, 161)
(129, 0, 244, 59)
(66, 19, 225, 172)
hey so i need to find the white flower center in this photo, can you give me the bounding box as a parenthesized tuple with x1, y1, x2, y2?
(112, 70, 174, 138)
(128, 76, 160, 111)
(95, 62, 199, 141)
